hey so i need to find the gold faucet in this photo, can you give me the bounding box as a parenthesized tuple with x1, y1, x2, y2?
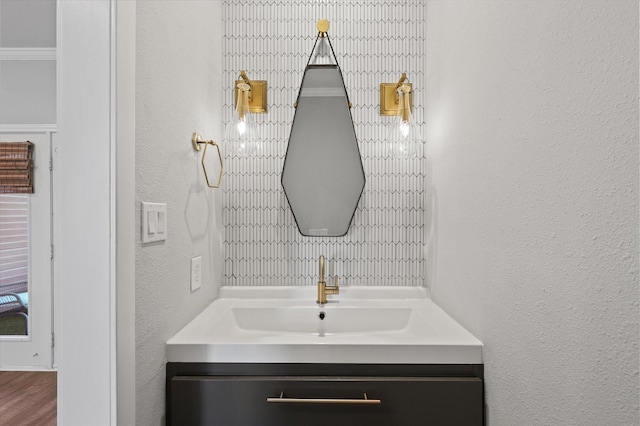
(317, 255, 339, 304)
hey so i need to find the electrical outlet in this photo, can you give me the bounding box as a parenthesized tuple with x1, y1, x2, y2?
(191, 256, 202, 292)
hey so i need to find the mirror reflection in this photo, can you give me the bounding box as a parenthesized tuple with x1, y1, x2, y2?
(281, 64, 365, 237)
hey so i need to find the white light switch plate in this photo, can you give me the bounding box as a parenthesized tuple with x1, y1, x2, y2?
(141, 202, 168, 243)
(191, 256, 202, 292)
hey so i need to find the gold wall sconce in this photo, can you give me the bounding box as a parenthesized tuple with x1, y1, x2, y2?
(379, 73, 421, 159)
(225, 70, 267, 156)
(234, 70, 267, 114)
(379, 72, 413, 117)
(192, 132, 223, 188)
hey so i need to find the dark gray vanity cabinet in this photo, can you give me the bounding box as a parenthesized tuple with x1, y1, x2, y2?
(167, 363, 484, 426)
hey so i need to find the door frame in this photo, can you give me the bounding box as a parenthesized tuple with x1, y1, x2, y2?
(56, 0, 127, 424)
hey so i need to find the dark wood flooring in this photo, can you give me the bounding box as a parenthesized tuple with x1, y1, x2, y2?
(0, 371, 56, 425)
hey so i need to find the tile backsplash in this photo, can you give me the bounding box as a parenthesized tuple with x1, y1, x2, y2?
(222, 0, 426, 286)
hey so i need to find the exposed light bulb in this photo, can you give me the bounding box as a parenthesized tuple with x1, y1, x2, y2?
(400, 121, 410, 138)
(384, 81, 423, 159)
(224, 92, 260, 156)
(387, 114, 423, 160)
(223, 79, 263, 156)
(237, 120, 247, 135)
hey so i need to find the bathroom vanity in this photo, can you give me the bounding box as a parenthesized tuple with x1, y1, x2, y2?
(166, 287, 484, 425)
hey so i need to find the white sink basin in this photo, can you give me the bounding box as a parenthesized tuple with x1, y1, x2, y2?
(166, 286, 483, 364)
(231, 306, 412, 335)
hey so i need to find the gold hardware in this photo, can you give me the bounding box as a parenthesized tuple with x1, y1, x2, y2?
(239, 70, 251, 86)
(234, 70, 267, 114)
(317, 255, 339, 304)
(317, 19, 330, 37)
(267, 392, 381, 405)
(236, 82, 250, 123)
(399, 84, 411, 123)
(395, 72, 408, 90)
(192, 132, 223, 188)
(380, 73, 413, 116)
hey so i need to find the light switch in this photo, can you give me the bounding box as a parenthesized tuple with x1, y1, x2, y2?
(142, 202, 168, 243)
(147, 211, 157, 234)
(157, 210, 166, 235)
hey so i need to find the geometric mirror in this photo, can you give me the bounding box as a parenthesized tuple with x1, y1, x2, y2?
(282, 63, 365, 237)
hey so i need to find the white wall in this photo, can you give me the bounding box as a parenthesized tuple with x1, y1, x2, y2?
(135, 1, 224, 424)
(426, 1, 639, 424)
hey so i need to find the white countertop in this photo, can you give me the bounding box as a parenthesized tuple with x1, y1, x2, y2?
(166, 286, 482, 364)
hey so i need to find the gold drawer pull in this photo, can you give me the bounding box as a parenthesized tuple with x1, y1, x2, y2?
(267, 392, 381, 405)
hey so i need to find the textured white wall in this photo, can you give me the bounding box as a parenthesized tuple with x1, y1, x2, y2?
(222, 0, 428, 287)
(426, 1, 639, 425)
(135, 1, 223, 424)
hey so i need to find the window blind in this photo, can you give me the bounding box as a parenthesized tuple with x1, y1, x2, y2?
(0, 194, 28, 293)
(0, 141, 34, 194)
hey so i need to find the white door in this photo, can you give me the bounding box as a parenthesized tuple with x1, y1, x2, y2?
(0, 130, 53, 369)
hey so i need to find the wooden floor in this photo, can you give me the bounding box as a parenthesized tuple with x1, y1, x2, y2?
(0, 371, 56, 426)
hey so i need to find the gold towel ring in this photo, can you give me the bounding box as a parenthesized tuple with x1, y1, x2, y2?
(192, 132, 223, 188)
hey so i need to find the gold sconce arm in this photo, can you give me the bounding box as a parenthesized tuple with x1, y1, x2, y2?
(238, 70, 253, 103)
(239, 70, 252, 88)
(400, 84, 412, 123)
(379, 73, 413, 116)
(395, 73, 408, 90)
(236, 82, 251, 122)
(192, 132, 223, 188)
